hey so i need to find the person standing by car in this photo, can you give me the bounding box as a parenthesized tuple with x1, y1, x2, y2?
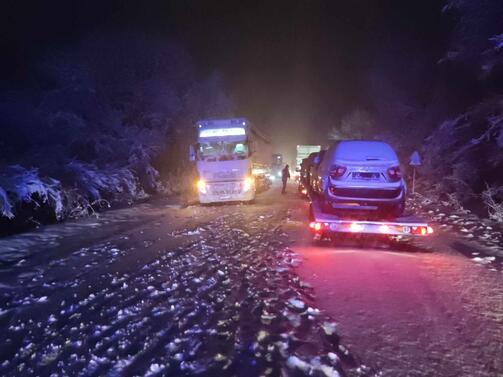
(281, 164, 290, 194)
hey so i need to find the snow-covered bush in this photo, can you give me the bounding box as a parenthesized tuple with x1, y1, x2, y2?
(65, 161, 144, 202)
(59, 161, 148, 218)
(421, 98, 503, 213)
(0, 31, 234, 231)
(0, 187, 13, 219)
(482, 185, 503, 223)
(0, 166, 64, 220)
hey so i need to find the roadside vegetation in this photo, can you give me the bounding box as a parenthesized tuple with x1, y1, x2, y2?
(0, 33, 233, 235)
(328, 0, 503, 226)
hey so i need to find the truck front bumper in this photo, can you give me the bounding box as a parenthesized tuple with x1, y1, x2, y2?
(198, 180, 255, 203)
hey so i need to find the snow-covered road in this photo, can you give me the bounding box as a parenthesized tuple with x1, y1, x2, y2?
(0, 186, 353, 376)
(0, 184, 502, 376)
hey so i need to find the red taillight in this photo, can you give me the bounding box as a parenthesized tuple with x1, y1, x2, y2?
(387, 166, 402, 181)
(411, 226, 432, 236)
(309, 222, 328, 232)
(329, 165, 346, 179)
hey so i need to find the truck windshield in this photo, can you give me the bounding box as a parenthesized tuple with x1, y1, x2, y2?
(198, 141, 249, 161)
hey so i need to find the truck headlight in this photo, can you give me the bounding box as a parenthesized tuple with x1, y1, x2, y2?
(197, 179, 207, 194)
(243, 177, 254, 192)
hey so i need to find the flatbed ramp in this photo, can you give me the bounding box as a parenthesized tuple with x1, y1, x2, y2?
(309, 198, 432, 237)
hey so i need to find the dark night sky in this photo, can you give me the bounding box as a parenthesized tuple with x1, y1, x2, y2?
(1, 0, 448, 159)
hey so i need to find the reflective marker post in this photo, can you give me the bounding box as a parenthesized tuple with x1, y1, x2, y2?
(409, 151, 422, 194)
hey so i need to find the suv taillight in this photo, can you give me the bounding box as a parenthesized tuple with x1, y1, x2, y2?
(387, 166, 402, 181)
(329, 165, 347, 179)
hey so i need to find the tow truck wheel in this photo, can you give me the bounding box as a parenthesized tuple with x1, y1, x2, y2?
(312, 233, 333, 246)
(312, 232, 324, 246)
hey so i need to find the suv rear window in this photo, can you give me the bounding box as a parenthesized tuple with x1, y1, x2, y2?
(334, 141, 398, 161)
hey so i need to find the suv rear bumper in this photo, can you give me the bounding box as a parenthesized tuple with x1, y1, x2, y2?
(325, 185, 405, 210)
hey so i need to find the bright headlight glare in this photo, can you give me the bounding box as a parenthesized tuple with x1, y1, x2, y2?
(243, 176, 254, 192)
(197, 179, 207, 194)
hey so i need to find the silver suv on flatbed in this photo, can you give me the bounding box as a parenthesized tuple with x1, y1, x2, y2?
(313, 140, 406, 217)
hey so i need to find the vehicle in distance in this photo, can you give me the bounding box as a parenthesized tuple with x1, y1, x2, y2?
(315, 140, 406, 217)
(189, 118, 271, 204)
(309, 149, 326, 192)
(295, 145, 321, 176)
(271, 153, 283, 180)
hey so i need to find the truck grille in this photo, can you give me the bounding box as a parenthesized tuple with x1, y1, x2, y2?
(213, 171, 238, 180)
(210, 182, 241, 195)
(329, 187, 401, 199)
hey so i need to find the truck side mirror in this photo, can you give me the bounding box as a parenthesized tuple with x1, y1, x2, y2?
(189, 144, 196, 161)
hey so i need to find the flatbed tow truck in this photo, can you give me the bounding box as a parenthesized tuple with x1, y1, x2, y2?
(308, 195, 433, 242)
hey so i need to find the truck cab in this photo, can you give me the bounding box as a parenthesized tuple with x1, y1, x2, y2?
(190, 118, 267, 204)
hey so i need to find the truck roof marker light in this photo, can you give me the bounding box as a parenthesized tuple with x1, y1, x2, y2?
(199, 127, 246, 138)
(349, 222, 364, 233)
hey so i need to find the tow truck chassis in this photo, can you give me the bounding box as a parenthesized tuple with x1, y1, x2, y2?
(308, 196, 433, 240)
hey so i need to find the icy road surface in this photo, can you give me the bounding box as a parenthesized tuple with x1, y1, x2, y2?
(0, 187, 353, 377)
(0, 184, 502, 376)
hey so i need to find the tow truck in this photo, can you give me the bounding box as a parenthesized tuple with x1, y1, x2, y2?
(308, 194, 433, 242)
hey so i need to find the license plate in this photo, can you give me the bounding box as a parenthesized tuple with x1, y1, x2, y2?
(214, 190, 238, 195)
(212, 183, 240, 196)
(353, 172, 379, 179)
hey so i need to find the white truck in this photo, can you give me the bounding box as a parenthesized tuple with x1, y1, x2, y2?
(189, 118, 271, 204)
